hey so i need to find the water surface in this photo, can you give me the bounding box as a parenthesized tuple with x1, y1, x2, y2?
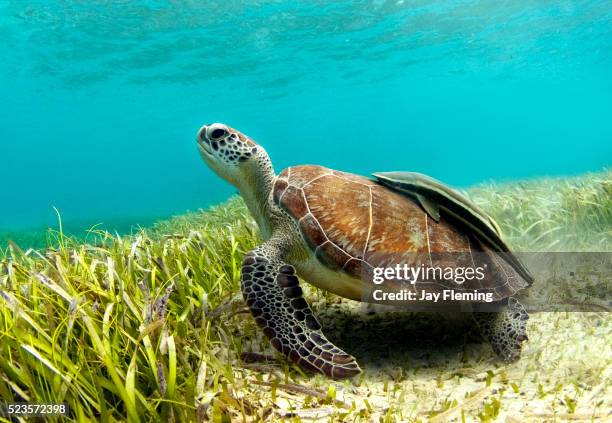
(1, 1, 610, 239)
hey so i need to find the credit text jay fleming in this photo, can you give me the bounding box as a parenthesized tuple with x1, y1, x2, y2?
(370, 263, 494, 303)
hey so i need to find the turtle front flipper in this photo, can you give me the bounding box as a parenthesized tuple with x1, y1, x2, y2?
(241, 241, 362, 379)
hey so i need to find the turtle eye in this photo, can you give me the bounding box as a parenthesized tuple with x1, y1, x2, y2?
(210, 128, 228, 140)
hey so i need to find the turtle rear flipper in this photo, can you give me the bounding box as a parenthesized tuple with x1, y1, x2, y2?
(473, 297, 529, 362)
(241, 240, 362, 379)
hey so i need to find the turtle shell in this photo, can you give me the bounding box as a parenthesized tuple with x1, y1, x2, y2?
(273, 165, 530, 301)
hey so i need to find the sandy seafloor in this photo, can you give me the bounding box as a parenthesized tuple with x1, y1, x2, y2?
(1, 171, 610, 422)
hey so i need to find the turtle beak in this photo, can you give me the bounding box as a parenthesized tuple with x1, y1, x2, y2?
(197, 125, 213, 155)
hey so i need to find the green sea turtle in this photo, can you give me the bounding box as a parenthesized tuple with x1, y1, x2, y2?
(196, 123, 532, 379)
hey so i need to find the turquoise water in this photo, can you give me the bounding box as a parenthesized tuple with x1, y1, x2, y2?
(1, 1, 611, 239)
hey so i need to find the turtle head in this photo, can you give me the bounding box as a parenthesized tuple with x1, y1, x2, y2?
(197, 123, 264, 186)
(197, 122, 275, 236)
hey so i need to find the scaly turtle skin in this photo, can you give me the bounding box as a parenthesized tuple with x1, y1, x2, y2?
(196, 123, 532, 379)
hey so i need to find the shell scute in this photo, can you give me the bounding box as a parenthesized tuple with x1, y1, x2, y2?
(315, 241, 352, 270)
(273, 178, 288, 205)
(299, 214, 327, 250)
(427, 217, 471, 252)
(365, 185, 429, 257)
(342, 258, 364, 277)
(279, 185, 308, 219)
(303, 172, 371, 258)
(288, 165, 330, 188)
(331, 170, 376, 186)
(278, 168, 290, 179)
(425, 215, 476, 280)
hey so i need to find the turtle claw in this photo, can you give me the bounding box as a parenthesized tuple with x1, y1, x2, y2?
(331, 362, 362, 379)
(297, 352, 361, 379)
(331, 353, 356, 365)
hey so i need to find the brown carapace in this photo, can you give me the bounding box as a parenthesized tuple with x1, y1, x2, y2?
(273, 165, 531, 302)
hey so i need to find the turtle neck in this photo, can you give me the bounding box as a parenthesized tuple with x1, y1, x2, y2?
(237, 148, 275, 240)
